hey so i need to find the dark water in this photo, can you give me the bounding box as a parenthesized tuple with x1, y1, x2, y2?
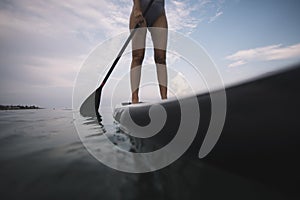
(0, 109, 297, 200)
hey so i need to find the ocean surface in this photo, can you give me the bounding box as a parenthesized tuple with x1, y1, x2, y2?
(0, 109, 297, 200)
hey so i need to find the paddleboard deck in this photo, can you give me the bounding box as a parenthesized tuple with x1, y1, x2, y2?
(113, 102, 148, 124)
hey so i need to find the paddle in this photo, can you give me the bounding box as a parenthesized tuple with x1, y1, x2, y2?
(79, 0, 155, 123)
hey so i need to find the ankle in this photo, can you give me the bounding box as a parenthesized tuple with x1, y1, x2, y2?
(132, 97, 139, 104)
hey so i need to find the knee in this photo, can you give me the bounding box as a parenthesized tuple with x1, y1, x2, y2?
(132, 52, 144, 66)
(154, 53, 166, 65)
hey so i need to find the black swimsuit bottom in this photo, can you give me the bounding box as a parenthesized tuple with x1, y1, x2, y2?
(140, 0, 165, 27)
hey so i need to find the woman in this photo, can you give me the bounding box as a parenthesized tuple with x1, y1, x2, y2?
(130, 0, 168, 103)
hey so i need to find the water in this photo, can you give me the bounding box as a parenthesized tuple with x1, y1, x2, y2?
(0, 109, 293, 199)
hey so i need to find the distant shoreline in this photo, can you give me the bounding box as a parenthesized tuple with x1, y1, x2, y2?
(0, 105, 42, 110)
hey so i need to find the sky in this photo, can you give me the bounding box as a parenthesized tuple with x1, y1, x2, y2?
(0, 0, 300, 108)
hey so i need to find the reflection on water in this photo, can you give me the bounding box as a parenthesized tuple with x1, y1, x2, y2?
(0, 109, 293, 199)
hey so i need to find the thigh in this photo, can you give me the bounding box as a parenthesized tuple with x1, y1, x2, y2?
(149, 14, 168, 51)
(130, 11, 147, 52)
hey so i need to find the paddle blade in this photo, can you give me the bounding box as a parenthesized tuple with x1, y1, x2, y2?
(79, 89, 102, 123)
(79, 90, 97, 118)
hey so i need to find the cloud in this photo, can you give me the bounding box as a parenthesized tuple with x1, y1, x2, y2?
(166, 0, 200, 32)
(226, 43, 300, 67)
(0, 54, 81, 92)
(170, 72, 190, 96)
(204, 0, 226, 23)
(227, 60, 246, 68)
(0, 0, 130, 40)
(208, 11, 223, 23)
(0, 0, 227, 107)
(167, 0, 226, 32)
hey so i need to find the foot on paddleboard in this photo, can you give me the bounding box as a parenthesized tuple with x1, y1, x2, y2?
(121, 102, 144, 106)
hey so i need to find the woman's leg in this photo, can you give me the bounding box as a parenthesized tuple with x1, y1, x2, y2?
(130, 12, 147, 103)
(149, 14, 168, 100)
